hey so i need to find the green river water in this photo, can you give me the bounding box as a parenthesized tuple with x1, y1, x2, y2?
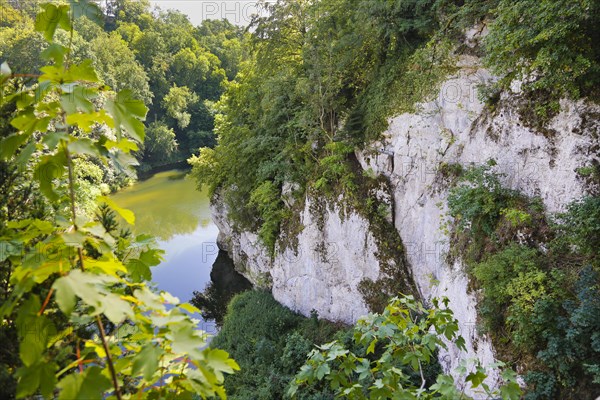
(110, 170, 221, 333)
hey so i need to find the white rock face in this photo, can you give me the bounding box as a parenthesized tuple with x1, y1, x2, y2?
(356, 55, 599, 388)
(212, 54, 599, 390)
(271, 198, 383, 323)
(212, 196, 382, 323)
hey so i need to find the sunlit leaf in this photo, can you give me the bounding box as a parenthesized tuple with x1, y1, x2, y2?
(366, 339, 377, 355)
(60, 231, 87, 247)
(67, 110, 113, 132)
(11, 112, 51, 136)
(35, 3, 71, 42)
(168, 324, 205, 358)
(102, 292, 134, 324)
(52, 276, 77, 315)
(53, 270, 113, 315)
(180, 303, 202, 314)
(61, 86, 96, 114)
(104, 137, 138, 153)
(97, 196, 135, 225)
(204, 348, 240, 382)
(67, 59, 99, 83)
(70, 0, 102, 23)
(0, 133, 31, 160)
(57, 367, 112, 400)
(132, 344, 163, 381)
(105, 89, 147, 142)
(34, 153, 67, 202)
(42, 44, 69, 66)
(86, 257, 127, 276)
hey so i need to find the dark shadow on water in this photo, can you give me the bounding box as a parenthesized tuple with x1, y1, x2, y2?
(191, 250, 252, 326)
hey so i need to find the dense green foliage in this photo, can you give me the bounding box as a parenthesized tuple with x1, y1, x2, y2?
(290, 295, 521, 399)
(0, 2, 238, 399)
(190, 0, 457, 246)
(447, 160, 518, 236)
(213, 291, 522, 400)
(1, 0, 247, 176)
(447, 164, 600, 399)
(484, 0, 600, 100)
(210, 290, 344, 399)
(191, 0, 599, 259)
(1, 0, 598, 398)
(143, 121, 178, 164)
(187, 2, 600, 394)
(0, 93, 53, 400)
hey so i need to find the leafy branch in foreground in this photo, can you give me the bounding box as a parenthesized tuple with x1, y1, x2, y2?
(0, 1, 237, 399)
(289, 295, 521, 400)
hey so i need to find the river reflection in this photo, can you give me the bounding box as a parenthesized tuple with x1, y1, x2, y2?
(110, 170, 211, 241)
(110, 170, 251, 332)
(191, 250, 252, 326)
(110, 171, 217, 331)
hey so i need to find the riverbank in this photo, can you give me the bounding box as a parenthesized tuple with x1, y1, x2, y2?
(136, 159, 192, 181)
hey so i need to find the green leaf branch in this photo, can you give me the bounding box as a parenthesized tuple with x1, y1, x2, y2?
(0, 2, 238, 399)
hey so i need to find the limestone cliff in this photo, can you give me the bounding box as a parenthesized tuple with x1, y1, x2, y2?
(213, 194, 384, 323)
(211, 54, 599, 389)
